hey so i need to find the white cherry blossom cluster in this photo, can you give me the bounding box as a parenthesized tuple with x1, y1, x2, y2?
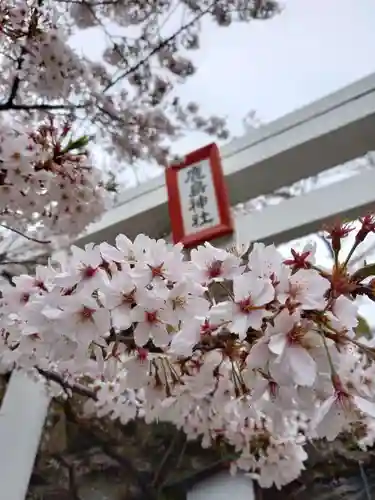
(22, 26, 88, 101)
(2, 217, 375, 489)
(0, 0, 31, 43)
(0, 119, 108, 237)
(1, 0, 89, 100)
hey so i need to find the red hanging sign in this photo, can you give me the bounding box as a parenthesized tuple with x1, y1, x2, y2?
(165, 143, 233, 247)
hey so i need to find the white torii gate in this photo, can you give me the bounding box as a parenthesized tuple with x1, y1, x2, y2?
(76, 72, 375, 247)
(1, 72, 375, 500)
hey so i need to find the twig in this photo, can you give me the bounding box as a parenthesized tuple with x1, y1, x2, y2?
(0, 103, 87, 111)
(54, 0, 118, 4)
(0, 270, 15, 286)
(359, 461, 372, 500)
(37, 368, 98, 400)
(318, 233, 335, 260)
(0, 224, 51, 244)
(163, 454, 237, 490)
(350, 241, 375, 267)
(2, 0, 44, 106)
(159, 436, 188, 490)
(103, 1, 218, 93)
(0, 259, 46, 266)
(217, 280, 235, 300)
(152, 431, 179, 488)
(82, 0, 131, 72)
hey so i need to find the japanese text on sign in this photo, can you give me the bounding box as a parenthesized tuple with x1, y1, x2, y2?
(177, 159, 220, 236)
(185, 164, 213, 228)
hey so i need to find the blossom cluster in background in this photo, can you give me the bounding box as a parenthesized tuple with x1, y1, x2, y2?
(0, 0, 278, 169)
(2, 216, 375, 489)
(0, 119, 108, 238)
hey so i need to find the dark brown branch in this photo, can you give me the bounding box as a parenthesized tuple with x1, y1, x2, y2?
(0, 102, 87, 111)
(37, 368, 98, 401)
(54, 0, 118, 4)
(0, 224, 51, 244)
(0, 270, 15, 286)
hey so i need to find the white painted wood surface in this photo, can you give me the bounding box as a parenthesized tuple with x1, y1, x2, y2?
(0, 371, 50, 500)
(187, 472, 255, 500)
(235, 168, 375, 246)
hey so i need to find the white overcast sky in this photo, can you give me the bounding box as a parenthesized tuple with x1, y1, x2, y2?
(174, 0, 375, 152)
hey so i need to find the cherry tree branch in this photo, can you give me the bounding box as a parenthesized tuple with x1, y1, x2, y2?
(82, 0, 132, 71)
(0, 102, 87, 111)
(3, 0, 44, 106)
(54, 0, 118, 4)
(0, 270, 15, 286)
(0, 224, 51, 244)
(37, 367, 98, 400)
(103, 0, 219, 93)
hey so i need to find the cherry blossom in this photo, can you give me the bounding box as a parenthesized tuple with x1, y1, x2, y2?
(0, 121, 109, 239)
(276, 268, 329, 310)
(228, 272, 275, 337)
(1, 214, 375, 490)
(190, 242, 243, 284)
(130, 291, 172, 347)
(267, 311, 317, 387)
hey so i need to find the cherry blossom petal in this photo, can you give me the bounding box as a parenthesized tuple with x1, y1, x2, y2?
(288, 347, 316, 386)
(268, 333, 287, 356)
(353, 395, 375, 418)
(134, 323, 151, 347)
(111, 307, 132, 330)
